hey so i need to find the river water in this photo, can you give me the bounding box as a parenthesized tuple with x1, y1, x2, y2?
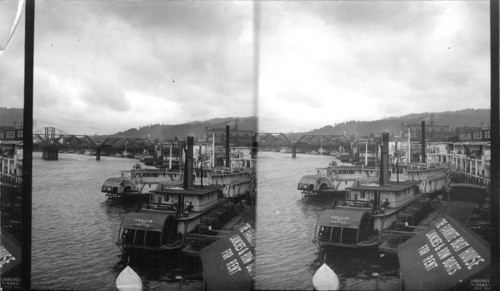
(31, 151, 398, 290)
(254, 151, 399, 290)
(31, 152, 202, 290)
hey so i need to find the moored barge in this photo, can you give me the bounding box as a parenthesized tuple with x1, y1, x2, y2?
(116, 137, 227, 254)
(102, 126, 255, 200)
(313, 133, 426, 250)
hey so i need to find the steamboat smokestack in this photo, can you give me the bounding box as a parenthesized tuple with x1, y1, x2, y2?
(184, 136, 194, 189)
(379, 132, 390, 186)
(421, 121, 426, 163)
(225, 125, 230, 168)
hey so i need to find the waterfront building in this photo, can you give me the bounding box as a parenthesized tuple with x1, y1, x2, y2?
(205, 124, 254, 147)
(401, 121, 453, 142)
(443, 129, 490, 187)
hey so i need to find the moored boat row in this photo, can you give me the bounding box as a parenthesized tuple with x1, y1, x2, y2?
(307, 128, 491, 290)
(104, 125, 256, 264)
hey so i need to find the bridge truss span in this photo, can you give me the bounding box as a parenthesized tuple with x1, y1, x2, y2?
(255, 133, 293, 148)
(295, 134, 350, 149)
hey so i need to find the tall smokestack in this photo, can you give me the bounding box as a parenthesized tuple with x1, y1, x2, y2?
(184, 136, 194, 189)
(225, 125, 230, 168)
(365, 141, 368, 166)
(408, 127, 411, 163)
(380, 133, 390, 186)
(421, 121, 426, 163)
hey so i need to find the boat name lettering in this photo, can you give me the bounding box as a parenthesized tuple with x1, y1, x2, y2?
(329, 216, 349, 223)
(134, 218, 153, 225)
(417, 218, 486, 275)
(0, 246, 16, 268)
(226, 259, 242, 276)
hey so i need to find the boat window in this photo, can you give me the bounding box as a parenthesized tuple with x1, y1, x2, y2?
(122, 228, 135, 245)
(145, 231, 161, 247)
(134, 230, 146, 246)
(331, 227, 341, 243)
(342, 228, 358, 244)
(318, 226, 332, 241)
(358, 217, 367, 241)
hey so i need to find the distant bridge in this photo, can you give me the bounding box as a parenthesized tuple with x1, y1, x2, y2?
(2, 127, 353, 159)
(255, 133, 293, 147)
(33, 127, 97, 149)
(295, 134, 350, 149)
(32, 127, 156, 160)
(255, 133, 351, 156)
(0, 127, 156, 160)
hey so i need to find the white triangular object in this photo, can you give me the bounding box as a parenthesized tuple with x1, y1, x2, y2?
(116, 266, 143, 291)
(312, 263, 339, 291)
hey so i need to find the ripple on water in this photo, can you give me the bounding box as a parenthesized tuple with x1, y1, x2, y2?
(32, 153, 139, 290)
(255, 152, 399, 290)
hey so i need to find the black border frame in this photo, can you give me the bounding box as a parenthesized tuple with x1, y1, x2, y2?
(22, 0, 34, 289)
(16, 0, 500, 289)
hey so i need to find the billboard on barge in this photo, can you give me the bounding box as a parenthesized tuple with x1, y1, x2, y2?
(200, 223, 255, 291)
(397, 216, 490, 290)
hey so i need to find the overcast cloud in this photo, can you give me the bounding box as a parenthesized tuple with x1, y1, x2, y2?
(1, 1, 254, 134)
(258, 1, 490, 132)
(0, 1, 490, 134)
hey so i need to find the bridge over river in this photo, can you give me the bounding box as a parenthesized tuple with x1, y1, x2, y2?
(2, 127, 353, 160)
(255, 133, 351, 157)
(1, 127, 155, 160)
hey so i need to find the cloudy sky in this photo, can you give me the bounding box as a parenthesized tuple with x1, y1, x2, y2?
(0, 1, 490, 134)
(1, 1, 254, 134)
(258, 1, 490, 132)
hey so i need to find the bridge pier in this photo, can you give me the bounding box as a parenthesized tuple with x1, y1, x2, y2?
(96, 147, 101, 161)
(42, 146, 58, 160)
(292, 145, 296, 158)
